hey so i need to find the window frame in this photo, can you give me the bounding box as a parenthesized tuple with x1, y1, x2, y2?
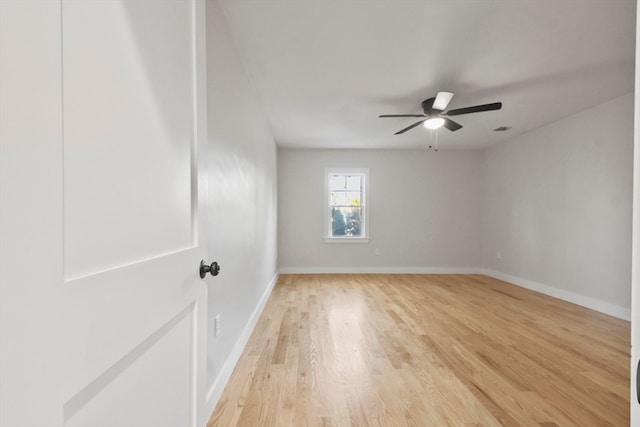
(324, 168, 370, 243)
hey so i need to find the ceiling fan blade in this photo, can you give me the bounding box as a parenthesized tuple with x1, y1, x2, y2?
(433, 92, 454, 111)
(394, 119, 427, 135)
(421, 97, 436, 114)
(443, 117, 463, 131)
(379, 114, 426, 118)
(446, 102, 502, 116)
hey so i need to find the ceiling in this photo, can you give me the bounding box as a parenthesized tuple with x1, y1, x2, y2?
(218, 0, 636, 150)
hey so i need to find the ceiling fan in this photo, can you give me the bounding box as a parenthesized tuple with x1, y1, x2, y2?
(379, 92, 502, 135)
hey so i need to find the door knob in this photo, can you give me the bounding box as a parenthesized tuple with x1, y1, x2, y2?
(200, 260, 220, 278)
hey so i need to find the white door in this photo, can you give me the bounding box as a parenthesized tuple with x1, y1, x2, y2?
(0, 1, 210, 426)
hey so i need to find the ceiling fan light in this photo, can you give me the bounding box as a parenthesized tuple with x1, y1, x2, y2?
(423, 117, 445, 130)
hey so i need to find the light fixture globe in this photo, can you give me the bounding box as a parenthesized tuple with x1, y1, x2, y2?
(423, 117, 445, 130)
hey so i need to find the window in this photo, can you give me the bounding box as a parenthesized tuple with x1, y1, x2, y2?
(325, 168, 369, 243)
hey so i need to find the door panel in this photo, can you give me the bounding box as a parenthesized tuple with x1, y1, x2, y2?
(0, 1, 209, 426)
(64, 304, 194, 427)
(62, 0, 195, 279)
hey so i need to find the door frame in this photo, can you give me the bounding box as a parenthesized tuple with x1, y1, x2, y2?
(631, 0, 639, 422)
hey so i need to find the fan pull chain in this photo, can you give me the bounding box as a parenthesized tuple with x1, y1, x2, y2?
(428, 130, 439, 152)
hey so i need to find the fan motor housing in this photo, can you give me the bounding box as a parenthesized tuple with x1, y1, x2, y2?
(421, 97, 439, 114)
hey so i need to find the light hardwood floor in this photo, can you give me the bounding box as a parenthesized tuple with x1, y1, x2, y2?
(207, 274, 630, 427)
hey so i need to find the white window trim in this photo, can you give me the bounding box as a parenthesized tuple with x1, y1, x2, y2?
(324, 167, 370, 244)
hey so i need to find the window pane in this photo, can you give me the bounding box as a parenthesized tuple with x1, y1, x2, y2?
(346, 175, 361, 191)
(330, 175, 346, 191)
(331, 207, 346, 236)
(331, 207, 361, 237)
(331, 192, 346, 206)
(346, 191, 361, 206)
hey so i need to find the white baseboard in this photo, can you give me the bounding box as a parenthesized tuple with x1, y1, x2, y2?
(481, 269, 631, 321)
(278, 266, 481, 274)
(205, 271, 280, 417)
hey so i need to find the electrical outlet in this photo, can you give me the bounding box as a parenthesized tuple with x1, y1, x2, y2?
(375, 247, 380, 255)
(214, 314, 221, 337)
(496, 251, 502, 259)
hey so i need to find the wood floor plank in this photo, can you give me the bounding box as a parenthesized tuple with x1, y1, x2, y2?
(207, 274, 630, 427)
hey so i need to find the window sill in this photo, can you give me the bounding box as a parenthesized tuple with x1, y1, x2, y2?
(323, 237, 370, 244)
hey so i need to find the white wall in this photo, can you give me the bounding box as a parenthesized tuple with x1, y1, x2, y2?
(278, 149, 483, 272)
(481, 94, 633, 318)
(205, 0, 278, 411)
